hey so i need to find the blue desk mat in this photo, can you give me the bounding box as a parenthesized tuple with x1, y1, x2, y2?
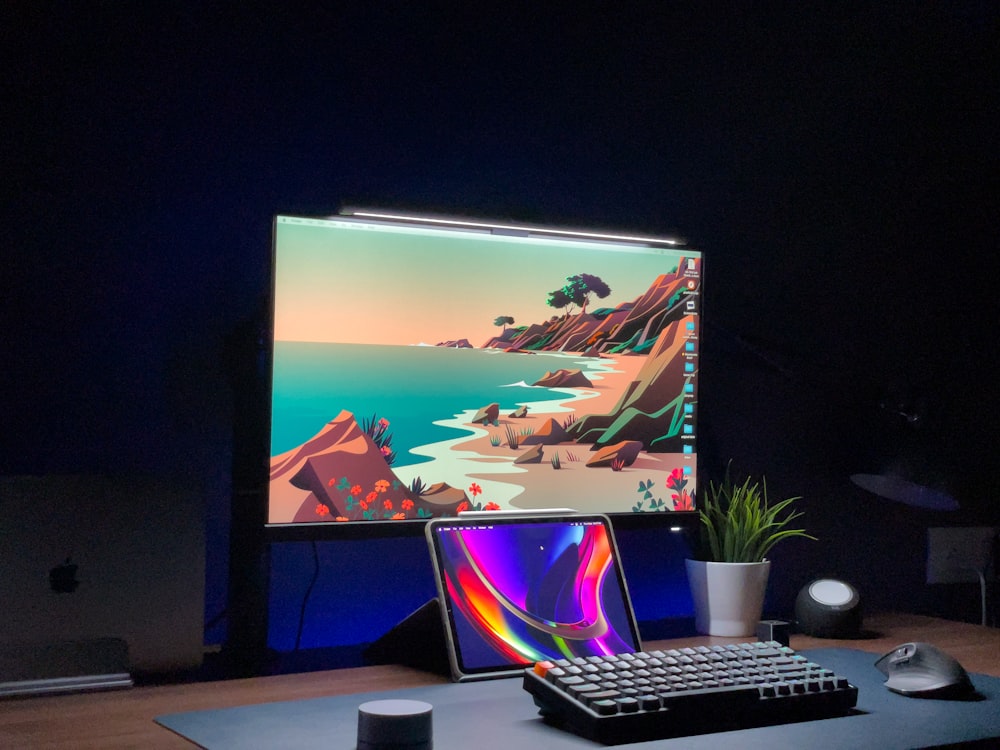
(156, 649, 1000, 749)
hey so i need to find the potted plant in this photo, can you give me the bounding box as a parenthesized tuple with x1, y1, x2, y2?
(685, 467, 815, 636)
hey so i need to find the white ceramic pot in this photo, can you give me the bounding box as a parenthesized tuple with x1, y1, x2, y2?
(685, 559, 771, 637)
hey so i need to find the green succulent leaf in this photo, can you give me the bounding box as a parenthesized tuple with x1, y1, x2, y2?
(696, 463, 816, 562)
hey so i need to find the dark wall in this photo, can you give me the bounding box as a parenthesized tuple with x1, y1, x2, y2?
(4, 5, 997, 661)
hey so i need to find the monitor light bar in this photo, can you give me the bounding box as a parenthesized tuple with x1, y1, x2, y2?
(342, 209, 683, 247)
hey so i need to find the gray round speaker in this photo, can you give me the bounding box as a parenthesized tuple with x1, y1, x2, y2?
(795, 579, 862, 638)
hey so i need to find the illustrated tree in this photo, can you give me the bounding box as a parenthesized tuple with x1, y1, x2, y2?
(546, 288, 574, 314)
(546, 273, 611, 315)
(494, 315, 515, 331)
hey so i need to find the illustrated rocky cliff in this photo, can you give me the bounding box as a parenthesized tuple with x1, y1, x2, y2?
(481, 272, 688, 356)
(271, 410, 468, 522)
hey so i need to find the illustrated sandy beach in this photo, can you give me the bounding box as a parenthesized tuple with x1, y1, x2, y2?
(391, 351, 691, 513)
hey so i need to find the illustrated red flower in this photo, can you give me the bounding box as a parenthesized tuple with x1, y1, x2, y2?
(401, 498, 414, 511)
(366, 491, 379, 504)
(672, 491, 694, 511)
(383, 498, 393, 510)
(456, 501, 470, 513)
(328, 478, 336, 487)
(484, 502, 501, 511)
(350, 484, 362, 496)
(360, 499, 370, 511)
(315, 504, 330, 517)
(468, 482, 483, 497)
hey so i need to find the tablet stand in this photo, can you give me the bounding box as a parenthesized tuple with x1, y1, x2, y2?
(363, 598, 451, 676)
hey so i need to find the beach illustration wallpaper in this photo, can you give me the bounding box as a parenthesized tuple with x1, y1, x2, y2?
(268, 217, 701, 524)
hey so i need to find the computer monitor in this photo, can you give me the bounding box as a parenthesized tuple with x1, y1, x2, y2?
(266, 210, 702, 539)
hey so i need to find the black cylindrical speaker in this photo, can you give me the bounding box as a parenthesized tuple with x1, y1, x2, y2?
(795, 579, 862, 638)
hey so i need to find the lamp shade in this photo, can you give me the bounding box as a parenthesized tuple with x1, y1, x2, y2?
(850, 473, 958, 511)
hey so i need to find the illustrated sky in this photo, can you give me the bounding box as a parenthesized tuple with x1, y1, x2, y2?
(273, 219, 692, 346)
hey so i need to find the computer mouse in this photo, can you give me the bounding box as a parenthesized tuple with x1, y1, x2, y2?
(875, 642, 975, 699)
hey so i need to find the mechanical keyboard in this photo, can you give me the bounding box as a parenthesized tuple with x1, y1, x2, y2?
(522, 641, 858, 745)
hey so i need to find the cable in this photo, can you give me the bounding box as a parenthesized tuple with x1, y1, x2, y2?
(294, 540, 321, 651)
(973, 568, 987, 628)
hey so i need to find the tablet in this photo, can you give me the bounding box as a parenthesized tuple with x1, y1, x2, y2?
(425, 513, 642, 681)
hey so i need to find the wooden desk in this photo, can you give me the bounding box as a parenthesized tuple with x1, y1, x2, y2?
(1, 613, 996, 749)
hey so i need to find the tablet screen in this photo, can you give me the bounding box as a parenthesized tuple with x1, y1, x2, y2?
(426, 514, 641, 681)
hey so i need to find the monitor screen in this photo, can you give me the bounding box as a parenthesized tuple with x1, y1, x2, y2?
(267, 211, 702, 534)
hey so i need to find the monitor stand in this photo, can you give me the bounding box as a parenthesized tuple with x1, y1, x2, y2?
(0, 637, 132, 697)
